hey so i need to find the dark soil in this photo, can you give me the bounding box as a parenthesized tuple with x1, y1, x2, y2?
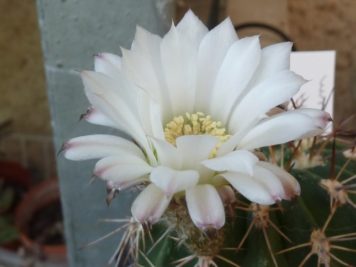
(28, 201, 64, 245)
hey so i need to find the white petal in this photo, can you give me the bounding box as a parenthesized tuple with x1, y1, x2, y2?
(151, 138, 181, 169)
(249, 42, 292, 88)
(257, 161, 300, 199)
(134, 26, 162, 51)
(137, 90, 165, 140)
(221, 172, 275, 205)
(238, 112, 319, 150)
(83, 107, 116, 128)
(94, 53, 121, 77)
(94, 155, 152, 189)
(210, 36, 261, 123)
(176, 10, 208, 47)
(149, 101, 165, 139)
(121, 47, 162, 106)
(81, 71, 156, 163)
(131, 184, 171, 224)
(150, 166, 199, 197)
(186, 185, 225, 229)
(176, 135, 219, 168)
(293, 108, 331, 137)
(228, 70, 306, 133)
(202, 150, 258, 176)
(160, 24, 198, 115)
(82, 72, 127, 132)
(128, 26, 173, 121)
(97, 52, 122, 69)
(252, 165, 285, 201)
(159, 11, 208, 116)
(176, 135, 219, 162)
(218, 131, 246, 156)
(81, 71, 139, 133)
(195, 18, 238, 111)
(63, 134, 144, 160)
(176, 135, 218, 180)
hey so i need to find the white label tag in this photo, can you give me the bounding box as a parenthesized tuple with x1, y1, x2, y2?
(290, 51, 336, 118)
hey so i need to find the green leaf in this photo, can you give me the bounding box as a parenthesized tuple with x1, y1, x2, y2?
(0, 186, 15, 212)
(0, 216, 19, 244)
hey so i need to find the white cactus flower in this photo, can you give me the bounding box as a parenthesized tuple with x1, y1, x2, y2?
(64, 10, 330, 229)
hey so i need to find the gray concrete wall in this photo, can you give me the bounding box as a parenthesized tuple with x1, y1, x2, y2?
(36, 1, 172, 266)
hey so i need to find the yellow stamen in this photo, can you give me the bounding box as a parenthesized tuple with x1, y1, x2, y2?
(164, 112, 230, 156)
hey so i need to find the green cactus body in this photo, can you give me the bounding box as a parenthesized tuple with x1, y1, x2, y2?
(137, 145, 356, 267)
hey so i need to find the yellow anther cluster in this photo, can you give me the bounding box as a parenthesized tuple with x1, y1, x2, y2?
(164, 112, 230, 154)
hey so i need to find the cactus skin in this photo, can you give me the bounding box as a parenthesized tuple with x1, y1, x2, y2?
(138, 145, 356, 267)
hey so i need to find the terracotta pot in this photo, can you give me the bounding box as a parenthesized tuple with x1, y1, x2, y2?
(0, 161, 32, 189)
(0, 161, 32, 250)
(15, 179, 66, 262)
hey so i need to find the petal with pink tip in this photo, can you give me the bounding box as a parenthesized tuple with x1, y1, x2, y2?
(252, 165, 285, 201)
(83, 107, 116, 128)
(238, 112, 319, 150)
(81, 71, 156, 163)
(186, 184, 225, 229)
(257, 161, 300, 199)
(81, 71, 138, 129)
(131, 184, 171, 224)
(94, 52, 121, 78)
(228, 70, 306, 133)
(221, 172, 275, 205)
(94, 155, 152, 188)
(292, 108, 331, 138)
(63, 135, 144, 161)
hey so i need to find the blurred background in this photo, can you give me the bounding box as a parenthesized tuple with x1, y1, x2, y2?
(0, 0, 355, 266)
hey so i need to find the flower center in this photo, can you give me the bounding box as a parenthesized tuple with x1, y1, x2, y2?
(164, 112, 230, 154)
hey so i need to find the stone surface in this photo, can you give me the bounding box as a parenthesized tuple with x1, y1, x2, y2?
(36, 0, 172, 266)
(0, 0, 50, 135)
(0, 135, 23, 163)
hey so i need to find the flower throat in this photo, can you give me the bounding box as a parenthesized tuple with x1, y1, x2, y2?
(164, 112, 230, 146)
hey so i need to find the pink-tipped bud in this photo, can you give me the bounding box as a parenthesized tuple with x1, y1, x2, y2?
(186, 185, 225, 230)
(131, 184, 171, 224)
